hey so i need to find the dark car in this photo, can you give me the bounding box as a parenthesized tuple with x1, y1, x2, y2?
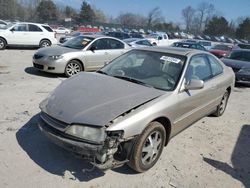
(221, 49, 250, 84)
(106, 32, 130, 40)
(172, 42, 207, 51)
(209, 44, 233, 58)
(233, 43, 250, 50)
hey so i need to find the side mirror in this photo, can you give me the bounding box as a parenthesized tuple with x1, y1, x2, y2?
(89, 46, 97, 52)
(185, 79, 204, 90)
(158, 36, 163, 40)
(10, 28, 15, 32)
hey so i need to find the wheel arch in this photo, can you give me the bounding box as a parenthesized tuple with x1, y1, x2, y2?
(39, 38, 51, 45)
(0, 37, 8, 45)
(226, 86, 231, 95)
(152, 116, 171, 146)
(67, 59, 85, 71)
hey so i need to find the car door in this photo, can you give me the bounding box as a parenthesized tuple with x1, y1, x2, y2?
(172, 54, 219, 135)
(105, 38, 127, 61)
(83, 38, 111, 70)
(7, 24, 28, 45)
(27, 24, 43, 45)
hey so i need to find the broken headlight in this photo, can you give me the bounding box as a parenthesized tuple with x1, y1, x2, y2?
(65, 125, 106, 142)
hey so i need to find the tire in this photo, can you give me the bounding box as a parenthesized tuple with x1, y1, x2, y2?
(65, 60, 83, 77)
(39, 39, 51, 48)
(128, 121, 166, 172)
(213, 90, 229, 117)
(0, 38, 6, 50)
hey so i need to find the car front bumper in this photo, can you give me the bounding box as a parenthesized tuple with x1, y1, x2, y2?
(33, 57, 67, 74)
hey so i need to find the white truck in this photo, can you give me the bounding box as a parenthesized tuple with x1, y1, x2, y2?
(146, 32, 180, 47)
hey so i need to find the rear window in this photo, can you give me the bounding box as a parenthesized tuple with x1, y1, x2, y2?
(238, 44, 250, 50)
(42, 25, 53, 32)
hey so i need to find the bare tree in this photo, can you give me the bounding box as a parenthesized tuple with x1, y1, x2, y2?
(197, 2, 215, 33)
(182, 6, 195, 32)
(147, 7, 164, 28)
(117, 12, 147, 27)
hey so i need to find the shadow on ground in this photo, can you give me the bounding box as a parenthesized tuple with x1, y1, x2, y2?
(203, 124, 250, 187)
(25, 67, 65, 78)
(16, 114, 105, 182)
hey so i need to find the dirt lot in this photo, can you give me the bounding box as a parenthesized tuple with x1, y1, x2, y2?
(0, 49, 249, 188)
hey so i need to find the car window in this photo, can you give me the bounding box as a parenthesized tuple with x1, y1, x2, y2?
(12, 24, 28, 31)
(186, 55, 212, 82)
(42, 25, 53, 32)
(197, 44, 205, 50)
(207, 55, 223, 76)
(101, 50, 186, 91)
(91, 39, 109, 50)
(228, 51, 250, 62)
(136, 40, 152, 46)
(28, 24, 42, 32)
(107, 39, 124, 49)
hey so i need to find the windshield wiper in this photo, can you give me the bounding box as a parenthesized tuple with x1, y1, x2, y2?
(113, 75, 153, 88)
(96, 70, 108, 75)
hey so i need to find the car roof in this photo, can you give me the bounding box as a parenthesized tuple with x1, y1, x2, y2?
(12, 22, 51, 26)
(231, 49, 250, 52)
(136, 46, 206, 56)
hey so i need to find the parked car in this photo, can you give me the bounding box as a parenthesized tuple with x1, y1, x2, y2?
(221, 49, 250, 84)
(233, 43, 250, 50)
(209, 44, 233, 58)
(146, 32, 180, 46)
(129, 32, 144, 39)
(54, 27, 71, 34)
(0, 20, 7, 29)
(38, 47, 234, 173)
(33, 35, 130, 77)
(0, 22, 57, 50)
(123, 38, 153, 48)
(106, 32, 130, 40)
(59, 31, 100, 43)
(171, 42, 207, 51)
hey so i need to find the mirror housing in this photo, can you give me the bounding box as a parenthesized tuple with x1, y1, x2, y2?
(10, 28, 15, 32)
(89, 46, 97, 52)
(185, 79, 204, 90)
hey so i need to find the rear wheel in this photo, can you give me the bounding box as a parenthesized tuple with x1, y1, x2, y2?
(0, 38, 6, 50)
(65, 60, 83, 77)
(213, 90, 229, 117)
(39, 39, 51, 48)
(128, 121, 166, 172)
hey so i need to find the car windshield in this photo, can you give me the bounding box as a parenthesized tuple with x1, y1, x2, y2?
(227, 51, 250, 62)
(62, 36, 94, 49)
(212, 45, 231, 51)
(99, 50, 186, 91)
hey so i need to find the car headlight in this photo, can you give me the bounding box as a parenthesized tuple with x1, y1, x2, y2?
(49, 55, 63, 60)
(65, 125, 106, 142)
(239, 68, 250, 73)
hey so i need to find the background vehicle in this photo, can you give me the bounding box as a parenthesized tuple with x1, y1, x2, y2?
(59, 31, 102, 43)
(0, 22, 57, 50)
(38, 48, 234, 173)
(33, 35, 130, 77)
(146, 32, 180, 46)
(106, 32, 130, 40)
(171, 42, 207, 51)
(54, 27, 71, 34)
(0, 20, 7, 29)
(233, 43, 250, 50)
(209, 44, 233, 58)
(123, 38, 153, 47)
(221, 49, 250, 84)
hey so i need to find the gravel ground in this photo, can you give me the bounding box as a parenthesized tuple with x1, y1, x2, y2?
(0, 49, 249, 188)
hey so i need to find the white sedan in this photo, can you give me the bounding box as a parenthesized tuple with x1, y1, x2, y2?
(54, 27, 71, 34)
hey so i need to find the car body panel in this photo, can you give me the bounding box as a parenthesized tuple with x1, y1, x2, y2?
(40, 72, 165, 126)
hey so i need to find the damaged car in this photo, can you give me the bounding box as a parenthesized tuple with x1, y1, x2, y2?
(38, 47, 235, 172)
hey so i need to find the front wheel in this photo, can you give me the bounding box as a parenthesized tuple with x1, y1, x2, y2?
(39, 40, 51, 48)
(213, 90, 229, 117)
(0, 38, 6, 50)
(128, 121, 166, 172)
(65, 60, 83, 77)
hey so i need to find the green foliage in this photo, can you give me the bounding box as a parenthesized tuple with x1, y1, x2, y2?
(79, 1, 95, 23)
(36, 0, 57, 23)
(236, 18, 250, 40)
(204, 16, 230, 36)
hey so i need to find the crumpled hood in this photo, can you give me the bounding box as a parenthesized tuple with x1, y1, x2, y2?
(36, 45, 79, 56)
(40, 72, 166, 127)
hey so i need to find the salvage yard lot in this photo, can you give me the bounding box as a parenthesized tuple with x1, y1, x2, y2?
(0, 49, 249, 188)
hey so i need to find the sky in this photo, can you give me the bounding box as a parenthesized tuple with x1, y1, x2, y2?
(56, 0, 250, 23)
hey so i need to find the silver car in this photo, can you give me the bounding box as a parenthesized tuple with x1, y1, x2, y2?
(33, 35, 130, 77)
(38, 47, 235, 172)
(123, 38, 153, 48)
